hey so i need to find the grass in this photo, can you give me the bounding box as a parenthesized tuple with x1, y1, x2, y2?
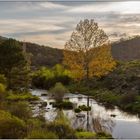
(6, 92, 39, 101)
(75, 131, 96, 139)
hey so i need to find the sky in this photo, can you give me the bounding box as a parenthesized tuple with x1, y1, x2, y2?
(0, 0, 140, 48)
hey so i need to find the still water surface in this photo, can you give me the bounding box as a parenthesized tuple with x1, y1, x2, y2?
(30, 89, 140, 139)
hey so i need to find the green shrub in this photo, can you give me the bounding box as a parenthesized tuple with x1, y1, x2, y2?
(53, 101, 73, 109)
(0, 83, 6, 93)
(27, 130, 58, 139)
(75, 131, 96, 139)
(49, 82, 68, 102)
(6, 92, 39, 101)
(0, 110, 26, 139)
(96, 132, 112, 139)
(26, 118, 43, 131)
(7, 101, 32, 120)
(79, 105, 91, 111)
(120, 93, 137, 104)
(74, 105, 91, 113)
(0, 83, 6, 100)
(0, 74, 7, 85)
(74, 108, 81, 113)
(32, 65, 72, 89)
(47, 120, 76, 139)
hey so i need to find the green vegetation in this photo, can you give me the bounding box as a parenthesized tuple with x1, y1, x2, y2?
(49, 82, 68, 102)
(79, 105, 91, 111)
(0, 110, 26, 139)
(7, 101, 32, 120)
(75, 131, 112, 139)
(49, 83, 73, 109)
(6, 92, 39, 101)
(0, 39, 31, 90)
(68, 61, 140, 115)
(27, 130, 58, 139)
(75, 131, 96, 139)
(74, 105, 91, 113)
(96, 132, 112, 139)
(52, 101, 73, 109)
(32, 64, 72, 89)
(74, 108, 81, 113)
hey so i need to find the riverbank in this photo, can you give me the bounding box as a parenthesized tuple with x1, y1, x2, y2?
(67, 82, 140, 117)
(30, 89, 140, 139)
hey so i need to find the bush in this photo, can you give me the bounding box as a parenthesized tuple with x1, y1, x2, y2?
(7, 101, 32, 120)
(0, 74, 7, 86)
(49, 82, 68, 102)
(0, 83, 6, 100)
(79, 105, 91, 111)
(47, 120, 76, 139)
(26, 118, 43, 131)
(0, 83, 6, 93)
(27, 130, 58, 139)
(96, 132, 112, 139)
(74, 108, 81, 113)
(6, 92, 39, 101)
(120, 93, 137, 104)
(0, 110, 26, 138)
(53, 101, 73, 109)
(75, 131, 96, 139)
(32, 65, 72, 89)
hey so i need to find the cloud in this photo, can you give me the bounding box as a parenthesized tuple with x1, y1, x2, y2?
(39, 2, 68, 9)
(0, 1, 140, 48)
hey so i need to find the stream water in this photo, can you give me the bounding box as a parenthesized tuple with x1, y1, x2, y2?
(30, 89, 140, 139)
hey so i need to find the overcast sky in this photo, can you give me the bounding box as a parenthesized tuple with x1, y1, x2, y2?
(0, 1, 140, 48)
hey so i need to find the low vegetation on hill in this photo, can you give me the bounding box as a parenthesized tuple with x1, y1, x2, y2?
(112, 36, 140, 61)
(1, 36, 140, 69)
(68, 60, 140, 114)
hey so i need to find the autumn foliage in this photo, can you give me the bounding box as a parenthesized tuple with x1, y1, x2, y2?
(88, 45, 116, 77)
(63, 19, 116, 80)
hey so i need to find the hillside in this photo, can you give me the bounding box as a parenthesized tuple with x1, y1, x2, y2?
(112, 36, 140, 61)
(0, 36, 63, 68)
(25, 43, 63, 68)
(1, 36, 140, 68)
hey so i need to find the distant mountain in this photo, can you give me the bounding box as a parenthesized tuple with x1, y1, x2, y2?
(112, 36, 140, 61)
(25, 42, 63, 68)
(0, 36, 63, 68)
(0, 35, 140, 68)
(0, 36, 7, 44)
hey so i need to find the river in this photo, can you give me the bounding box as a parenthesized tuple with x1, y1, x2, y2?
(30, 89, 140, 139)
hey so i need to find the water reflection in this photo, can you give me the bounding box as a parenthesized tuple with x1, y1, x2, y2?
(30, 89, 140, 139)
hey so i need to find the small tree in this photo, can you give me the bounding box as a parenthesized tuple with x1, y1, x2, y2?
(49, 82, 68, 102)
(64, 19, 116, 80)
(0, 39, 31, 89)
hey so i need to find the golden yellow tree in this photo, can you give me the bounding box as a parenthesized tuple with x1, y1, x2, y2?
(89, 44, 116, 78)
(63, 19, 116, 80)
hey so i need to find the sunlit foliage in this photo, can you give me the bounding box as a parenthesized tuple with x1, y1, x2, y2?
(32, 64, 72, 89)
(64, 19, 116, 80)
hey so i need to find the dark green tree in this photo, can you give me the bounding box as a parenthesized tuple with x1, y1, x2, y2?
(0, 39, 30, 89)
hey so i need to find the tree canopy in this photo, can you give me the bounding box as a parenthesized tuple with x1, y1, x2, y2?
(64, 19, 116, 80)
(0, 39, 30, 89)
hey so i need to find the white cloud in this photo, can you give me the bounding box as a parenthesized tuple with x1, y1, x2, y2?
(39, 2, 68, 9)
(67, 1, 140, 14)
(0, 1, 140, 48)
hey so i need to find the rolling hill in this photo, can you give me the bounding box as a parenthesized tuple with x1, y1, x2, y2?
(0, 36, 140, 68)
(112, 36, 140, 61)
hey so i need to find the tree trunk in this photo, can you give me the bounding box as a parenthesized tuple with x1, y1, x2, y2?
(86, 66, 89, 81)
